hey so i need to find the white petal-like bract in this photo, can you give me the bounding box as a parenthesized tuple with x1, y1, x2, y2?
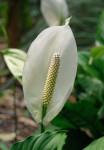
(22, 22, 77, 125)
(41, 0, 69, 26)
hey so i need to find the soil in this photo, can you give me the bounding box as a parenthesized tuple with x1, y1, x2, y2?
(0, 41, 39, 149)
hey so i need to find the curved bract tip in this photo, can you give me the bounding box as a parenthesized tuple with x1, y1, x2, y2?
(65, 16, 72, 25)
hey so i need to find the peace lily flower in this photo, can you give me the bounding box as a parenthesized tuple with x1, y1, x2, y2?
(41, 0, 69, 26)
(22, 18, 77, 126)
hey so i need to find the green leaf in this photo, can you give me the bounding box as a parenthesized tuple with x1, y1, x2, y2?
(0, 142, 9, 150)
(10, 131, 67, 150)
(98, 104, 104, 119)
(97, 10, 104, 46)
(90, 46, 104, 60)
(63, 129, 92, 150)
(1, 49, 26, 83)
(75, 75, 104, 104)
(78, 51, 104, 82)
(93, 56, 104, 82)
(52, 101, 104, 137)
(78, 51, 99, 78)
(83, 136, 104, 150)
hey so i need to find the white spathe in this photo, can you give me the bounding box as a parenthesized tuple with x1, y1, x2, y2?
(22, 21, 77, 126)
(41, 0, 69, 26)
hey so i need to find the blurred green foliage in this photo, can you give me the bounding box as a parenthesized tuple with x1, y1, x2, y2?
(1, 0, 104, 149)
(0, 142, 9, 150)
(0, 0, 104, 50)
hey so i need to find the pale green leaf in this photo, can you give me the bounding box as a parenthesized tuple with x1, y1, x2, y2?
(83, 136, 104, 150)
(1, 49, 26, 83)
(0, 142, 9, 150)
(90, 46, 104, 60)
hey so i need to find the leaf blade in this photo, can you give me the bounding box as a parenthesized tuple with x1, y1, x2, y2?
(1, 49, 26, 83)
(10, 131, 67, 150)
(83, 136, 104, 150)
(52, 101, 104, 137)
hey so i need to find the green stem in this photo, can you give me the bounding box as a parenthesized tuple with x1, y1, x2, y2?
(1, 25, 10, 48)
(41, 105, 47, 133)
(41, 123, 45, 133)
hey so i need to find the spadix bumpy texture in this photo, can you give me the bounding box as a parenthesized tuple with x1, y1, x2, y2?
(41, 0, 69, 26)
(42, 53, 60, 106)
(22, 21, 77, 125)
